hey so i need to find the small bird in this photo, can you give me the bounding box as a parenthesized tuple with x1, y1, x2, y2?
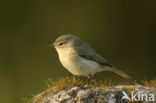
(52, 34, 130, 85)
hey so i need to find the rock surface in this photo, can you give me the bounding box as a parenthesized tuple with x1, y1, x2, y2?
(31, 85, 155, 103)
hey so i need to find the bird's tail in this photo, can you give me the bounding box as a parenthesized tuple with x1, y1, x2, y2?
(105, 66, 131, 79)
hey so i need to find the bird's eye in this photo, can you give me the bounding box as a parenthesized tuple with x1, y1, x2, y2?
(59, 43, 63, 45)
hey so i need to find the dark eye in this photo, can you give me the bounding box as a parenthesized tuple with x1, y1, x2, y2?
(59, 43, 63, 45)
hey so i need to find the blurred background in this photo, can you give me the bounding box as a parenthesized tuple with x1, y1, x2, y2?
(0, 0, 156, 103)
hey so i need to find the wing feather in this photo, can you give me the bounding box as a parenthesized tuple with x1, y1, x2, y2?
(75, 44, 112, 67)
(74, 41, 131, 79)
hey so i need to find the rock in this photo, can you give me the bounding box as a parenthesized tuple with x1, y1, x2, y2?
(31, 85, 155, 103)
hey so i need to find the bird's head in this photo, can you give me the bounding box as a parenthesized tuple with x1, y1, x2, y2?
(52, 34, 82, 52)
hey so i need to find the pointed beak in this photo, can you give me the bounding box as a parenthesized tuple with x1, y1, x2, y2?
(48, 43, 55, 47)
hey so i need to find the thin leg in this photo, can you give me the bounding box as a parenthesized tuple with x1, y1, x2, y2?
(72, 76, 86, 87)
(83, 75, 92, 86)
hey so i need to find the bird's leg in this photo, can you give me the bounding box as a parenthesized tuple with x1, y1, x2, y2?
(73, 75, 78, 81)
(72, 76, 86, 87)
(83, 75, 92, 86)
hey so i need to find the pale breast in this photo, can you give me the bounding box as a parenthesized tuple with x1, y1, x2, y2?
(57, 48, 102, 76)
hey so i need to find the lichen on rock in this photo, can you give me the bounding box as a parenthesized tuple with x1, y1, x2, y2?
(31, 85, 155, 103)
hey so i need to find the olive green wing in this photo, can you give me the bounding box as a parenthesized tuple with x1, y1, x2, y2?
(75, 45, 112, 67)
(75, 45, 131, 79)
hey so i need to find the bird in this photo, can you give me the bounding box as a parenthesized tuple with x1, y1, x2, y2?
(51, 34, 130, 86)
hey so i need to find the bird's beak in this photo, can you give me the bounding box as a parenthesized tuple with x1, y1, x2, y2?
(48, 43, 55, 47)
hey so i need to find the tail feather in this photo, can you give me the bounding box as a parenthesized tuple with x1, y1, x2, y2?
(105, 66, 131, 79)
